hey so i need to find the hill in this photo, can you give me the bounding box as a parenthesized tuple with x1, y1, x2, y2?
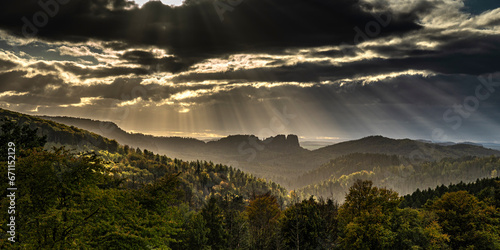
(37, 115, 500, 183)
(401, 177, 500, 208)
(0, 108, 119, 152)
(0, 118, 291, 249)
(6, 109, 500, 191)
(38, 114, 309, 180)
(289, 153, 401, 189)
(2, 108, 500, 249)
(295, 155, 500, 202)
(311, 135, 500, 162)
(0, 108, 289, 207)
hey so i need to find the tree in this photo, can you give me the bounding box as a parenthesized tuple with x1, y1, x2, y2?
(173, 211, 210, 250)
(219, 194, 248, 249)
(426, 191, 500, 249)
(280, 197, 328, 249)
(0, 119, 46, 160)
(201, 196, 228, 249)
(246, 193, 281, 250)
(0, 148, 110, 248)
(338, 180, 401, 249)
(391, 208, 450, 249)
(0, 121, 183, 249)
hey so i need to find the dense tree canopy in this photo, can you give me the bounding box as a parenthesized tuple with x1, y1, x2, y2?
(1, 119, 500, 249)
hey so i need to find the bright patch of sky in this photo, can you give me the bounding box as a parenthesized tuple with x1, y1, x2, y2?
(463, 0, 500, 15)
(134, 0, 184, 7)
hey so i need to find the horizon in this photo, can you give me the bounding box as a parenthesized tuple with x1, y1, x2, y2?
(5, 107, 500, 148)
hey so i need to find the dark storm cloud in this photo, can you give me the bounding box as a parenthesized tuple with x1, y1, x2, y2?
(0, 74, 149, 104)
(179, 73, 500, 116)
(0, 58, 17, 71)
(172, 34, 500, 83)
(0, 0, 423, 61)
(0, 70, 221, 105)
(310, 48, 359, 58)
(365, 35, 500, 75)
(0, 70, 79, 105)
(75, 77, 220, 101)
(76, 78, 147, 101)
(28, 61, 150, 79)
(0, 70, 64, 93)
(121, 50, 194, 72)
(30, 61, 59, 72)
(0, 93, 79, 105)
(59, 62, 150, 79)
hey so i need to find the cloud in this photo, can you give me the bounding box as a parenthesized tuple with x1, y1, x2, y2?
(0, 58, 17, 71)
(171, 31, 500, 83)
(0, 70, 64, 93)
(57, 45, 94, 57)
(58, 62, 150, 79)
(0, 0, 499, 142)
(0, 0, 423, 62)
(121, 50, 194, 72)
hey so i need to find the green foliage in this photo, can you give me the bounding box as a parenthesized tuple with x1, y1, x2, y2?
(174, 211, 210, 250)
(2, 109, 500, 249)
(391, 208, 450, 249)
(0, 147, 184, 248)
(0, 108, 118, 153)
(337, 180, 452, 249)
(219, 194, 248, 249)
(425, 191, 500, 249)
(98, 147, 289, 209)
(337, 180, 401, 249)
(298, 155, 500, 203)
(293, 153, 401, 189)
(280, 197, 338, 249)
(201, 196, 228, 249)
(0, 119, 47, 160)
(246, 193, 281, 250)
(402, 177, 500, 208)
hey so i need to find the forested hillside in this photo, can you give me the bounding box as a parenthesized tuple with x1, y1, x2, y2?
(401, 177, 500, 208)
(0, 108, 119, 153)
(98, 147, 289, 209)
(34, 112, 500, 189)
(289, 153, 401, 189)
(4, 108, 500, 203)
(0, 111, 289, 208)
(296, 155, 500, 202)
(1, 118, 500, 249)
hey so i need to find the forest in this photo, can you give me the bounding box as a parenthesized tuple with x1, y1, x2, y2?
(293, 153, 500, 202)
(1, 119, 500, 249)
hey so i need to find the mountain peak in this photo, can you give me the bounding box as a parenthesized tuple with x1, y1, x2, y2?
(263, 134, 301, 150)
(210, 134, 302, 152)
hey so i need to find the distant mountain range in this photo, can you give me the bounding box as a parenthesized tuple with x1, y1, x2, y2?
(37, 115, 305, 160)
(36, 113, 500, 180)
(312, 135, 500, 162)
(417, 139, 500, 150)
(2, 108, 500, 189)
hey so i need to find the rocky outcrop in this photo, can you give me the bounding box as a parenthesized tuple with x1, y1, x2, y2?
(263, 134, 301, 151)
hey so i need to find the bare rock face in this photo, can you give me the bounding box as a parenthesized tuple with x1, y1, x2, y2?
(286, 134, 300, 148)
(262, 134, 301, 151)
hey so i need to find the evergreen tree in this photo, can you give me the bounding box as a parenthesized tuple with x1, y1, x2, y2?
(201, 196, 228, 249)
(280, 197, 327, 249)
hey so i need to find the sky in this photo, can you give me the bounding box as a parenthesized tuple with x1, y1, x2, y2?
(0, 0, 499, 143)
(134, 0, 183, 7)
